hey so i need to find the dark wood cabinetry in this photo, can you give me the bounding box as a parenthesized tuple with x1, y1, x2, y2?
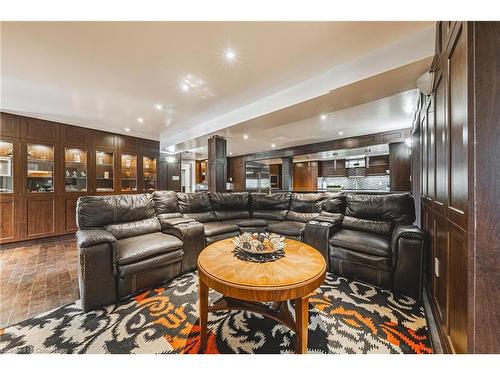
(415, 22, 500, 353)
(0, 112, 159, 244)
(318, 159, 346, 177)
(293, 161, 318, 191)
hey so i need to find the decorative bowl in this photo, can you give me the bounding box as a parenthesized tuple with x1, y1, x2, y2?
(232, 232, 286, 254)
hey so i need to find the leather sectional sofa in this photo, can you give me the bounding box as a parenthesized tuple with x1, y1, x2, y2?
(75, 191, 424, 311)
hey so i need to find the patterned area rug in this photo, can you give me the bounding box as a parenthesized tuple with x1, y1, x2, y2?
(0, 272, 432, 354)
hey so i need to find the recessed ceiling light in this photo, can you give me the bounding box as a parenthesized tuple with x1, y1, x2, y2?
(271, 144, 276, 148)
(155, 104, 163, 110)
(224, 48, 236, 62)
(229, 152, 233, 155)
(180, 83, 190, 92)
(243, 134, 249, 140)
(338, 131, 344, 136)
(137, 117, 144, 123)
(320, 114, 328, 120)
(124, 128, 131, 132)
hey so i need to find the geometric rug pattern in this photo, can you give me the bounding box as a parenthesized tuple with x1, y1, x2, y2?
(0, 272, 433, 354)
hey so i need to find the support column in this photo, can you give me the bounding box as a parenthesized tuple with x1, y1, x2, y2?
(282, 157, 293, 191)
(207, 136, 227, 192)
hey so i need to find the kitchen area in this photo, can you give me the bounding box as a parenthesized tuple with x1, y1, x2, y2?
(226, 140, 411, 193)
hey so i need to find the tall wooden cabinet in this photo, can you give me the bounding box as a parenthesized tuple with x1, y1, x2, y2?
(414, 21, 500, 353)
(0, 112, 159, 245)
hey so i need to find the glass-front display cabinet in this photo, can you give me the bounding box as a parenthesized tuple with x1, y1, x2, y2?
(0, 140, 14, 193)
(142, 156, 157, 191)
(26, 143, 54, 193)
(95, 150, 114, 192)
(121, 154, 137, 192)
(65, 148, 88, 192)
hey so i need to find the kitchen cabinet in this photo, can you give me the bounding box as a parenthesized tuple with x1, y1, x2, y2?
(318, 159, 346, 177)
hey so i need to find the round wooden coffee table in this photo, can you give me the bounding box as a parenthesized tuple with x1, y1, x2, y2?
(197, 237, 326, 354)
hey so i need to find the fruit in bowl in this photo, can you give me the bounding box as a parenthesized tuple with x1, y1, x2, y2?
(233, 232, 286, 254)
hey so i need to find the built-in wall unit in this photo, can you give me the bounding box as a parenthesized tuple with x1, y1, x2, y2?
(412, 21, 500, 353)
(0, 112, 160, 244)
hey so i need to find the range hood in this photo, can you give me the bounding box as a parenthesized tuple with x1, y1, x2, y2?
(345, 158, 366, 168)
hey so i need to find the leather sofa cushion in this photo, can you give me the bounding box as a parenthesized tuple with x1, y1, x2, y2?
(251, 192, 291, 210)
(203, 222, 240, 237)
(330, 247, 393, 271)
(177, 192, 212, 213)
(252, 210, 288, 221)
(115, 194, 156, 222)
(214, 210, 250, 221)
(342, 216, 393, 236)
(182, 212, 217, 223)
(209, 192, 249, 210)
(153, 191, 178, 214)
(206, 231, 241, 245)
(286, 211, 321, 223)
(290, 193, 324, 212)
(225, 218, 273, 227)
(78, 194, 156, 230)
(77, 195, 116, 229)
(177, 192, 216, 222)
(116, 232, 183, 265)
(329, 229, 391, 258)
(209, 192, 250, 221)
(346, 193, 415, 225)
(267, 221, 306, 237)
(118, 249, 183, 277)
(104, 217, 161, 240)
(285, 193, 324, 222)
(322, 193, 346, 213)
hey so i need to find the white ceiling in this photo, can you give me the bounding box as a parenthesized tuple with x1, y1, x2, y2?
(1, 21, 433, 144)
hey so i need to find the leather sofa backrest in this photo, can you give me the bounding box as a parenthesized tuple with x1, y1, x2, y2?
(345, 193, 415, 225)
(177, 192, 216, 222)
(153, 191, 178, 214)
(342, 216, 393, 236)
(77, 194, 156, 230)
(285, 193, 324, 222)
(209, 192, 250, 221)
(104, 217, 161, 240)
(321, 193, 346, 214)
(250, 192, 291, 221)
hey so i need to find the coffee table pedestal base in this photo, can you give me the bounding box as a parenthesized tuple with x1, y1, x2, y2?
(198, 279, 310, 354)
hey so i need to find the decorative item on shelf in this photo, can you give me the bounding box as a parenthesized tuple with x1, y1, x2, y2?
(98, 157, 103, 165)
(65, 170, 70, 177)
(144, 161, 150, 169)
(125, 159, 131, 168)
(80, 171, 86, 177)
(104, 171, 109, 179)
(72, 171, 78, 178)
(232, 232, 286, 263)
(73, 152, 81, 163)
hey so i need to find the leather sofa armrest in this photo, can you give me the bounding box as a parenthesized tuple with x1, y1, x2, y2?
(163, 221, 205, 273)
(76, 230, 117, 311)
(158, 216, 196, 230)
(391, 225, 425, 300)
(304, 220, 338, 266)
(313, 214, 343, 227)
(76, 229, 117, 248)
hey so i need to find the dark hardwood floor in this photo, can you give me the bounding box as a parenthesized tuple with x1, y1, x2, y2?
(0, 237, 79, 328)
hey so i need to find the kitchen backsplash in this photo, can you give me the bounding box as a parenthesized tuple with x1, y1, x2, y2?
(318, 175, 390, 191)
